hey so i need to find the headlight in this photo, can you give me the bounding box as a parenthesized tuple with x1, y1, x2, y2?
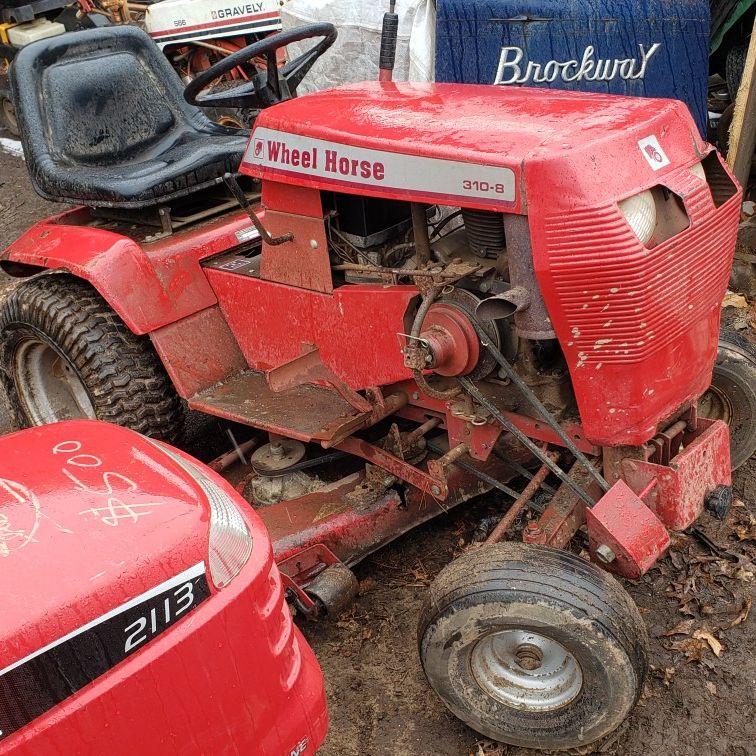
(155, 444, 252, 588)
(689, 162, 706, 181)
(618, 190, 656, 245)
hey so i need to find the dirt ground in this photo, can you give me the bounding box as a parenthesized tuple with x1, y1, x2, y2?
(1, 139, 754, 756)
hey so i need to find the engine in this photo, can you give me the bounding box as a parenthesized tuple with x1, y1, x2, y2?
(323, 193, 576, 421)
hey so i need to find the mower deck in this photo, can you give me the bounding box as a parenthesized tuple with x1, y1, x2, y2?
(253, 448, 519, 567)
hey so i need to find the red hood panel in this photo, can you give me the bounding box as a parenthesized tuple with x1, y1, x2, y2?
(241, 81, 707, 215)
(248, 81, 691, 166)
(0, 421, 209, 664)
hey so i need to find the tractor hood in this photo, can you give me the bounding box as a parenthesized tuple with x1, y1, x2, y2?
(240, 81, 708, 215)
(0, 420, 210, 667)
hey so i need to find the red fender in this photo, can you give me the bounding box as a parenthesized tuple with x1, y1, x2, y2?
(1, 206, 257, 335)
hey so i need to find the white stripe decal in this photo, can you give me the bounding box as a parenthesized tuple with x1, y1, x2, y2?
(0, 562, 205, 678)
(244, 127, 517, 205)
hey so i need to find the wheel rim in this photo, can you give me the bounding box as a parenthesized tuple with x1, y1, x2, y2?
(471, 629, 583, 712)
(14, 339, 96, 424)
(698, 384, 733, 426)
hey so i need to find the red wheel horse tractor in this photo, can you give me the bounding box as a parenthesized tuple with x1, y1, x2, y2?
(0, 18, 745, 751)
(0, 420, 327, 754)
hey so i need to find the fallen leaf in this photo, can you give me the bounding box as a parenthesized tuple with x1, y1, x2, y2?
(473, 740, 506, 756)
(663, 667, 676, 686)
(729, 596, 752, 627)
(693, 629, 723, 657)
(722, 292, 748, 309)
(358, 577, 377, 595)
(410, 564, 429, 584)
(336, 616, 360, 632)
(669, 637, 707, 662)
(733, 524, 756, 542)
(670, 550, 685, 570)
(639, 681, 656, 701)
(663, 619, 696, 636)
(705, 681, 717, 695)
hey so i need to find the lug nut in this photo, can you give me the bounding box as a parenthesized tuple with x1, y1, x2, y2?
(595, 544, 616, 563)
(515, 643, 543, 671)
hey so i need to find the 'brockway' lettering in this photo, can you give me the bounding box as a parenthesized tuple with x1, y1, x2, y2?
(494, 43, 661, 85)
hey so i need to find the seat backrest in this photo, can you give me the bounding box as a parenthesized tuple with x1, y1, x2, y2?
(46, 50, 177, 165)
(12, 25, 198, 168)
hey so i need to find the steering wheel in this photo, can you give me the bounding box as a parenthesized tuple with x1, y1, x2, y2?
(184, 23, 337, 110)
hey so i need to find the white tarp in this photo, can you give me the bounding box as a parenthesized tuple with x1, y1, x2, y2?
(281, 0, 435, 93)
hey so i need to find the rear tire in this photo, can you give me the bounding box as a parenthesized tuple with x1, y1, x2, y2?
(0, 82, 18, 137)
(698, 328, 756, 469)
(725, 44, 747, 101)
(418, 542, 648, 752)
(0, 275, 183, 443)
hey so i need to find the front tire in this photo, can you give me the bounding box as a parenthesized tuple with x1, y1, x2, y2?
(0, 275, 183, 443)
(698, 328, 756, 469)
(418, 542, 648, 752)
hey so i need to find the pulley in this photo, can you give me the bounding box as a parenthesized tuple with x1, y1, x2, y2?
(418, 289, 504, 379)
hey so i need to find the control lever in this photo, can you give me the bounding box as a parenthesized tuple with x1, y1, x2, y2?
(223, 173, 294, 246)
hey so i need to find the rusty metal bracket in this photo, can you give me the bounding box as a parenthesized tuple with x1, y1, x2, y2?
(459, 377, 596, 506)
(335, 435, 448, 498)
(487, 455, 558, 543)
(277, 543, 342, 618)
(523, 463, 600, 548)
(322, 391, 408, 448)
(427, 438, 523, 500)
(647, 418, 687, 466)
(267, 347, 373, 413)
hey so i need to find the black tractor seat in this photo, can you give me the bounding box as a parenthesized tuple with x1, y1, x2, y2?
(11, 25, 249, 209)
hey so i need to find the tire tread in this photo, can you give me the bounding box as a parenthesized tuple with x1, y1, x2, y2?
(0, 275, 183, 442)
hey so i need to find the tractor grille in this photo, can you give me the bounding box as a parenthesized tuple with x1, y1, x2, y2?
(533, 158, 741, 446)
(542, 180, 739, 368)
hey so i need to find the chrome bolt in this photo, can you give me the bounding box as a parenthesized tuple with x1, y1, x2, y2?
(430, 484, 441, 496)
(310, 239, 319, 249)
(595, 544, 616, 564)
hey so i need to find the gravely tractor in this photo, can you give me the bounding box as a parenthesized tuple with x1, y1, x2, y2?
(0, 19, 750, 751)
(0, 0, 287, 134)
